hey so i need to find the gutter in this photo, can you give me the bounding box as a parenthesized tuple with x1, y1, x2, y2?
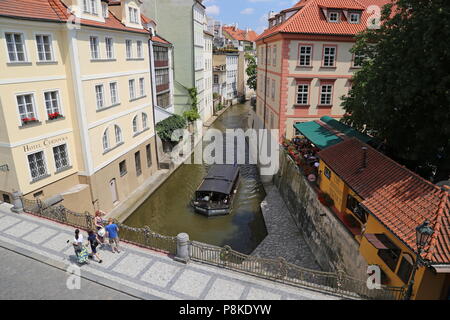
(148, 38, 161, 169)
(263, 37, 268, 129)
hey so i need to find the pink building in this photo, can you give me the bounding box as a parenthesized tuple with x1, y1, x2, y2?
(255, 0, 390, 139)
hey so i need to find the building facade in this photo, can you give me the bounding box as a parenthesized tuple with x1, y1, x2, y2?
(142, 0, 213, 123)
(255, 0, 388, 139)
(0, 0, 158, 214)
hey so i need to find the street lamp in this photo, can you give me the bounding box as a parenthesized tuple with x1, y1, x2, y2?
(404, 220, 434, 300)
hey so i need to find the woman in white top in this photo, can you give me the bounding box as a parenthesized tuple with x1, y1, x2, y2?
(72, 229, 84, 255)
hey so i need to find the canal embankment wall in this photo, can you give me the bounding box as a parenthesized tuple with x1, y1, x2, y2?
(271, 150, 369, 280)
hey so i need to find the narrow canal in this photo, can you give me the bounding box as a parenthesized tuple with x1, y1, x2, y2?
(124, 103, 268, 254)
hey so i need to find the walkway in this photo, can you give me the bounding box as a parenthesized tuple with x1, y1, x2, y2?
(251, 185, 320, 270)
(0, 203, 339, 300)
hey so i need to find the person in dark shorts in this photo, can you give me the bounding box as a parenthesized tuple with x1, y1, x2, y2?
(87, 229, 102, 263)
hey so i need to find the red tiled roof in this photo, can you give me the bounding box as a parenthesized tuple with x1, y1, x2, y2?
(318, 138, 450, 264)
(257, 0, 393, 41)
(223, 26, 259, 42)
(152, 35, 171, 45)
(0, 0, 150, 35)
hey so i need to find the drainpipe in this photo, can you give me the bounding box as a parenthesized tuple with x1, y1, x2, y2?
(263, 37, 268, 130)
(148, 37, 161, 169)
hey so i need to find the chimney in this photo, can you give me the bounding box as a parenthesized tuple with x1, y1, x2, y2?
(361, 147, 368, 170)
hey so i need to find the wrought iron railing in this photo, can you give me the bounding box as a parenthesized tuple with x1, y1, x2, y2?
(22, 197, 404, 300)
(23, 199, 177, 255)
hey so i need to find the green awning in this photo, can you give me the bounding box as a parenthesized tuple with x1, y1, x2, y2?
(320, 116, 373, 144)
(293, 121, 343, 149)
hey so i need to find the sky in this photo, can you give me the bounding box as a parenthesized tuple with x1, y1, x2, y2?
(203, 0, 299, 35)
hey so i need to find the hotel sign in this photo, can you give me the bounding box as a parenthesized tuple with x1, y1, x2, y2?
(23, 136, 69, 153)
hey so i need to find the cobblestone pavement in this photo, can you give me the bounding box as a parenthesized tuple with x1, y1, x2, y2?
(0, 203, 339, 300)
(251, 185, 320, 270)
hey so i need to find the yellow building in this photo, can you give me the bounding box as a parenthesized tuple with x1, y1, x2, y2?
(0, 0, 158, 214)
(317, 138, 450, 300)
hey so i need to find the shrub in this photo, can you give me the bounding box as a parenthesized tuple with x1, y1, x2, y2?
(156, 114, 187, 142)
(183, 109, 201, 122)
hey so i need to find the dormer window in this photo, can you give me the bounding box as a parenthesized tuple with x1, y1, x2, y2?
(328, 11, 339, 23)
(102, 3, 109, 18)
(83, 0, 98, 15)
(349, 12, 360, 24)
(129, 7, 139, 24)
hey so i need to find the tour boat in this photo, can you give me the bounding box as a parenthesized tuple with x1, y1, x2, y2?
(191, 164, 240, 216)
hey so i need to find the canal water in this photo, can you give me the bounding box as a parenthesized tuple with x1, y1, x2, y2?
(124, 103, 268, 254)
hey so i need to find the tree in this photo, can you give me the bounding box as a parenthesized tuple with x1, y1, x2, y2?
(342, 0, 450, 181)
(245, 53, 257, 91)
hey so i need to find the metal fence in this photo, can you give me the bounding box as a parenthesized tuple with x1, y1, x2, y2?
(190, 241, 405, 300)
(22, 197, 404, 300)
(22, 198, 177, 255)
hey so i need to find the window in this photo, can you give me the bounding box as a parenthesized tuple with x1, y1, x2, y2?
(324, 167, 331, 179)
(53, 144, 69, 171)
(90, 0, 98, 15)
(102, 129, 110, 151)
(27, 151, 47, 180)
(375, 234, 401, 272)
(135, 151, 142, 176)
(110, 82, 118, 105)
(299, 45, 312, 66)
(296, 84, 309, 105)
(142, 113, 148, 130)
(320, 84, 333, 105)
(139, 78, 145, 97)
(328, 11, 339, 23)
(90, 36, 99, 59)
(114, 125, 123, 144)
(44, 91, 61, 118)
(272, 45, 277, 66)
(36, 35, 53, 61)
(5, 33, 26, 62)
(126, 40, 132, 59)
(271, 79, 275, 99)
(132, 115, 139, 134)
(155, 69, 169, 87)
(105, 37, 114, 59)
(102, 3, 109, 18)
(95, 84, 105, 109)
(129, 7, 139, 24)
(157, 92, 170, 108)
(349, 12, 360, 24)
(119, 160, 127, 176)
(397, 254, 414, 283)
(136, 41, 143, 58)
(17, 94, 37, 124)
(153, 46, 168, 62)
(323, 46, 336, 67)
(353, 52, 365, 67)
(346, 194, 367, 223)
(146, 144, 152, 167)
(129, 79, 136, 100)
(213, 74, 219, 84)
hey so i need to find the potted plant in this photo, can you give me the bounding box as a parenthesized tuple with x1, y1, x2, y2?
(48, 112, 63, 120)
(318, 191, 334, 207)
(21, 117, 38, 125)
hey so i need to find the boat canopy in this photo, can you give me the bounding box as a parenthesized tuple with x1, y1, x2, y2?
(197, 165, 239, 195)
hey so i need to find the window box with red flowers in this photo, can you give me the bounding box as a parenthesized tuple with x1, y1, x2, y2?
(317, 191, 334, 207)
(21, 117, 39, 125)
(48, 112, 63, 120)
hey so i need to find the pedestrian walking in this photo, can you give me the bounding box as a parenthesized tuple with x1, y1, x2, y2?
(94, 210, 106, 247)
(105, 218, 120, 253)
(87, 229, 103, 263)
(71, 229, 89, 264)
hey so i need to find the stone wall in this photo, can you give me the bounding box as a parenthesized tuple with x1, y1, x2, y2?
(273, 150, 368, 280)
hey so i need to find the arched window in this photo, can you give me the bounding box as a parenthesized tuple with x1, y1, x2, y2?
(132, 115, 139, 134)
(114, 125, 123, 144)
(142, 112, 148, 130)
(102, 128, 110, 151)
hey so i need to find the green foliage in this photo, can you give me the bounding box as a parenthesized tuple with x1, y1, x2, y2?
(155, 114, 187, 141)
(183, 109, 201, 122)
(187, 87, 198, 111)
(245, 53, 257, 91)
(213, 92, 221, 100)
(341, 0, 450, 181)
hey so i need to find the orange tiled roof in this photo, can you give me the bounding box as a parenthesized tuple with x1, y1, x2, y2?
(257, 0, 393, 41)
(0, 0, 151, 35)
(318, 138, 450, 264)
(152, 35, 171, 45)
(223, 26, 259, 42)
